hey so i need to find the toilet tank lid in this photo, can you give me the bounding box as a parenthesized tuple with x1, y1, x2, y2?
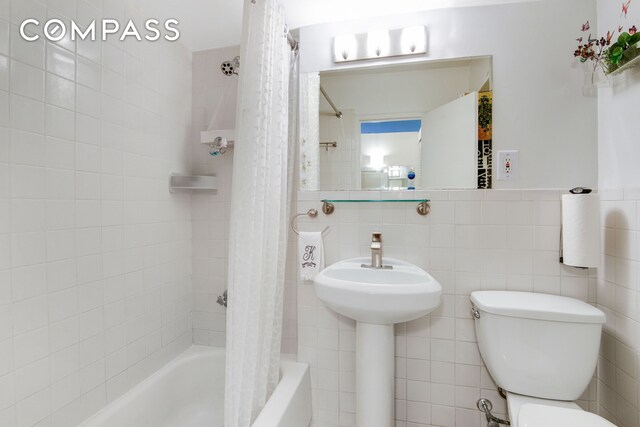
(470, 291, 605, 324)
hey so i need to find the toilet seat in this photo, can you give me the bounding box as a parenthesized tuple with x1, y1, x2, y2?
(507, 392, 579, 423)
(518, 404, 616, 427)
(506, 393, 616, 427)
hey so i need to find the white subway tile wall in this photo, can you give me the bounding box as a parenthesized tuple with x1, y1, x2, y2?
(598, 188, 640, 427)
(297, 189, 598, 427)
(189, 47, 237, 348)
(319, 110, 356, 191)
(189, 46, 298, 354)
(0, 0, 194, 425)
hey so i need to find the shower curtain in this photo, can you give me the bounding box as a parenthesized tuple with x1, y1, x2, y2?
(224, 0, 297, 425)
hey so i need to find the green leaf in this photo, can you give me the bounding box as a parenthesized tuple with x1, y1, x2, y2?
(618, 32, 631, 45)
(612, 46, 624, 57)
(629, 33, 640, 45)
(610, 45, 624, 64)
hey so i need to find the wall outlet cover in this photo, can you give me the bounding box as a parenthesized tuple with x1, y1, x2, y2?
(497, 150, 518, 180)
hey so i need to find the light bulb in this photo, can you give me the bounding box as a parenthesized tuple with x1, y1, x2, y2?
(401, 26, 426, 55)
(367, 30, 389, 57)
(334, 34, 357, 61)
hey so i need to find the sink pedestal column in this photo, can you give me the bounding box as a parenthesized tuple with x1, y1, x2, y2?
(356, 322, 394, 427)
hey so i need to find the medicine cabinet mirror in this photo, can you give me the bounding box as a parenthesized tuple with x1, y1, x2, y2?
(299, 56, 493, 191)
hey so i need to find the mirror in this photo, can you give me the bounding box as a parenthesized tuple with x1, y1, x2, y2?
(302, 56, 493, 191)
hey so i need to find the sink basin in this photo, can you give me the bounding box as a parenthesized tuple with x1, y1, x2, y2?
(314, 257, 442, 324)
(314, 257, 442, 426)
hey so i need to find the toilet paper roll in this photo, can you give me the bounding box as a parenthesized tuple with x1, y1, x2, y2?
(561, 193, 600, 268)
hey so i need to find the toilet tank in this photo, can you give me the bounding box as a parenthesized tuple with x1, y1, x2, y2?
(470, 291, 605, 401)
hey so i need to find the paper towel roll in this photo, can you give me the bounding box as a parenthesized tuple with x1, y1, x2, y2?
(561, 193, 600, 268)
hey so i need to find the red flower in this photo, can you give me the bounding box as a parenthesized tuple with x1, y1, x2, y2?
(630, 25, 638, 35)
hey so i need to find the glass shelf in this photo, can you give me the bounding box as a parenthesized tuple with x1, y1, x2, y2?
(321, 199, 430, 203)
(320, 199, 431, 216)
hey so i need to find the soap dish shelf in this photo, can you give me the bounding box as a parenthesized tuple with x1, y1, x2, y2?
(169, 174, 217, 192)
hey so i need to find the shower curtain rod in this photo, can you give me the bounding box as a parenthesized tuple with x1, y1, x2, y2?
(286, 27, 299, 52)
(320, 85, 343, 118)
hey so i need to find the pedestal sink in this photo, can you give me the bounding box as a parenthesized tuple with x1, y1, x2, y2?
(314, 257, 442, 427)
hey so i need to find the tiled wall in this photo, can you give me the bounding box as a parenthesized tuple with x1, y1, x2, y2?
(319, 110, 355, 191)
(190, 46, 238, 347)
(597, 189, 640, 426)
(295, 189, 597, 427)
(189, 46, 298, 353)
(0, 1, 193, 425)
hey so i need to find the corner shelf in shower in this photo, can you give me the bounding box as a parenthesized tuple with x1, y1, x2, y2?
(320, 199, 431, 216)
(169, 174, 217, 192)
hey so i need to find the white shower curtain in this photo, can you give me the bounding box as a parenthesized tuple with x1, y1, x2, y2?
(224, 0, 297, 425)
(299, 73, 320, 191)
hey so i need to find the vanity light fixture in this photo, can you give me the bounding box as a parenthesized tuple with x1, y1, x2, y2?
(333, 25, 427, 63)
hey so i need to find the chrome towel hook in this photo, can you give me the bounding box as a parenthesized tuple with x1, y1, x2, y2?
(290, 209, 330, 236)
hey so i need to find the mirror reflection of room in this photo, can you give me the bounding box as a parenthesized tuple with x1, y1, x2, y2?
(360, 119, 422, 190)
(317, 56, 493, 191)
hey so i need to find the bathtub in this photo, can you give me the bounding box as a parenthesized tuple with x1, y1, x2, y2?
(79, 346, 312, 427)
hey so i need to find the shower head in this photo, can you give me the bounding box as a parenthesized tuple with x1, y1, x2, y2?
(221, 56, 240, 76)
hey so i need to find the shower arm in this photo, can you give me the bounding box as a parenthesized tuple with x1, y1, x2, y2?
(320, 85, 343, 118)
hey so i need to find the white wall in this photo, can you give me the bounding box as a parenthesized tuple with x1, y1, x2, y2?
(595, 1, 640, 426)
(468, 57, 492, 91)
(301, 0, 598, 189)
(0, 1, 194, 425)
(320, 63, 473, 117)
(597, 2, 640, 189)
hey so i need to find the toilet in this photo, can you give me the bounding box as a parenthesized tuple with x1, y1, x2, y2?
(470, 291, 616, 427)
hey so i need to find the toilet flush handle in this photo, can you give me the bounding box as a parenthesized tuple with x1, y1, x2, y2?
(471, 306, 481, 319)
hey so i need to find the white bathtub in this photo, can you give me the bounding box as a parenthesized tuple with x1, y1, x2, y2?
(79, 346, 312, 427)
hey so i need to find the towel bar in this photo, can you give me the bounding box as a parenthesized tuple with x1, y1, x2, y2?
(290, 209, 330, 236)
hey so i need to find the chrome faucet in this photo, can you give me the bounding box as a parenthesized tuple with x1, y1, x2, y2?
(362, 232, 392, 269)
(371, 232, 383, 268)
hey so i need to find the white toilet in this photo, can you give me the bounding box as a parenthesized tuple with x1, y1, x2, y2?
(470, 291, 616, 427)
